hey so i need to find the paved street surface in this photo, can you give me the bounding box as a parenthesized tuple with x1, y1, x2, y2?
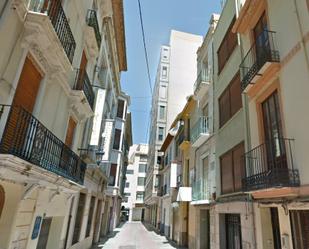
(92, 222, 182, 249)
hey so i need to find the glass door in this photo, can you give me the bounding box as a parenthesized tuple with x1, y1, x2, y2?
(262, 91, 287, 172)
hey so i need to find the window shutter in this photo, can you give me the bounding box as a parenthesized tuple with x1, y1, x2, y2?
(113, 129, 121, 150)
(117, 100, 125, 118)
(230, 72, 242, 116)
(219, 89, 231, 127)
(65, 117, 77, 148)
(221, 151, 234, 194)
(233, 143, 245, 192)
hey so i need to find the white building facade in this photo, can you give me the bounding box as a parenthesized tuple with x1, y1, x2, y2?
(122, 144, 148, 222)
(145, 30, 202, 230)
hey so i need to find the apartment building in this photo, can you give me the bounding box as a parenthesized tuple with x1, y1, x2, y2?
(145, 30, 202, 230)
(233, 0, 309, 248)
(122, 144, 148, 222)
(187, 14, 219, 249)
(0, 0, 129, 248)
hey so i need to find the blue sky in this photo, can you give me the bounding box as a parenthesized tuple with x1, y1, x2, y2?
(121, 1, 222, 144)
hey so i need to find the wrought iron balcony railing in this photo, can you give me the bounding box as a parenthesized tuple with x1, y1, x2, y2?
(192, 178, 210, 201)
(190, 116, 210, 145)
(0, 105, 86, 184)
(86, 9, 102, 48)
(74, 69, 95, 110)
(27, 0, 76, 64)
(242, 138, 300, 191)
(240, 30, 280, 91)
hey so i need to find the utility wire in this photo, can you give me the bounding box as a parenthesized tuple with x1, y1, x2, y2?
(137, 0, 153, 95)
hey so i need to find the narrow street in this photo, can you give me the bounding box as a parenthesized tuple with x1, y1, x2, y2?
(92, 222, 180, 249)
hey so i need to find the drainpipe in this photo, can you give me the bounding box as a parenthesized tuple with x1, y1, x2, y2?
(235, 0, 256, 248)
(292, 0, 309, 73)
(0, 0, 9, 19)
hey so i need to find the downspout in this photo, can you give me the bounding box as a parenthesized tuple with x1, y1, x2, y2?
(292, 0, 309, 72)
(235, 0, 256, 248)
(0, 0, 9, 19)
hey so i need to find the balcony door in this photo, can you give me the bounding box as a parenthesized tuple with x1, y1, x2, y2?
(262, 91, 286, 172)
(253, 13, 270, 64)
(76, 51, 88, 90)
(36, 217, 52, 249)
(1, 56, 42, 153)
(202, 156, 209, 197)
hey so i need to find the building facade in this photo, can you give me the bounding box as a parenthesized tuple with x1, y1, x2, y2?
(0, 0, 130, 248)
(122, 144, 148, 222)
(145, 30, 202, 230)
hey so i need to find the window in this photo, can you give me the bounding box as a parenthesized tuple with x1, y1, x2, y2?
(139, 164, 147, 173)
(126, 169, 134, 174)
(109, 164, 117, 186)
(123, 197, 128, 202)
(116, 99, 125, 119)
(113, 129, 121, 150)
(125, 182, 130, 188)
(140, 155, 148, 162)
(136, 192, 144, 201)
(86, 196, 96, 237)
(158, 127, 164, 141)
(137, 177, 145, 186)
(217, 16, 237, 73)
(124, 192, 131, 196)
(159, 105, 165, 119)
(220, 142, 245, 194)
(219, 72, 242, 127)
(72, 193, 86, 244)
(225, 214, 242, 249)
(159, 85, 167, 99)
(162, 66, 168, 78)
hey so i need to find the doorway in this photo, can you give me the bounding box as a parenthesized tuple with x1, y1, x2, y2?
(36, 217, 52, 249)
(200, 209, 210, 249)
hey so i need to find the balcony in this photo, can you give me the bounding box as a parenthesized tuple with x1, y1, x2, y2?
(74, 69, 95, 110)
(0, 105, 86, 185)
(242, 138, 300, 194)
(240, 30, 280, 93)
(190, 116, 210, 147)
(86, 9, 102, 49)
(26, 0, 76, 64)
(191, 178, 211, 204)
(193, 69, 210, 99)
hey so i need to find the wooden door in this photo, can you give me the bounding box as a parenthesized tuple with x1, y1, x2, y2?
(0, 185, 4, 219)
(65, 117, 76, 148)
(13, 57, 42, 112)
(1, 56, 42, 153)
(36, 217, 52, 249)
(290, 210, 309, 249)
(77, 51, 88, 90)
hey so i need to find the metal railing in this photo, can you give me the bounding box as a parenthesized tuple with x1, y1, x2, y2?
(86, 9, 102, 48)
(190, 116, 210, 144)
(240, 30, 280, 91)
(27, 0, 76, 64)
(0, 105, 86, 184)
(194, 69, 211, 93)
(74, 69, 95, 110)
(192, 178, 210, 201)
(242, 138, 300, 191)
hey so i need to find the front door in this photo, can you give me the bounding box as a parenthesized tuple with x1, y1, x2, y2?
(36, 217, 52, 249)
(270, 208, 282, 249)
(200, 209, 210, 249)
(262, 91, 287, 171)
(290, 210, 309, 249)
(226, 214, 242, 249)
